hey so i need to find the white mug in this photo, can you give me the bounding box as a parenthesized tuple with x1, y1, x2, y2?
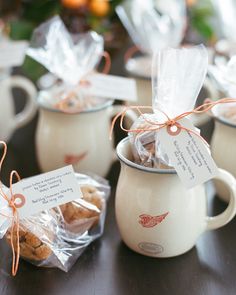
(211, 103, 236, 202)
(36, 97, 137, 177)
(115, 137, 236, 258)
(0, 69, 37, 142)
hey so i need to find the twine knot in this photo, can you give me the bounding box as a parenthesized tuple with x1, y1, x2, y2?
(110, 98, 236, 145)
(54, 51, 111, 114)
(166, 119, 177, 127)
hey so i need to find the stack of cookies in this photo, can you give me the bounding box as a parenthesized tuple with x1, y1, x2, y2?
(5, 175, 109, 271)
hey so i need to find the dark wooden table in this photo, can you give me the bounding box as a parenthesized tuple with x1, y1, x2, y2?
(0, 49, 236, 295)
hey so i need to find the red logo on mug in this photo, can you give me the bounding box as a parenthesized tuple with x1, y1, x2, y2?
(64, 151, 88, 165)
(139, 212, 169, 228)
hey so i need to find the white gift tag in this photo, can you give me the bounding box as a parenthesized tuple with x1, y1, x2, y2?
(0, 40, 28, 68)
(158, 118, 219, 189)
(9, 165, 82, 218)
(86, 73, 137, 101)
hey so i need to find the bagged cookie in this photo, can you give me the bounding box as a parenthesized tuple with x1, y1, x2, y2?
(58, 173, 108, 238)
(127, 45, 208, 168)
(116, 0, 186, 55)
(6, 210, 55, 262)
(60, 187, 103, 232)
(27, 16, 110, 113)
(1, 169, 110, 273)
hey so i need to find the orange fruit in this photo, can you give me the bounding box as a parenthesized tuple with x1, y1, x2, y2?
(89, 0, 110, 17)
(61, 0, 88, 9)
(186, 0, 197, 6)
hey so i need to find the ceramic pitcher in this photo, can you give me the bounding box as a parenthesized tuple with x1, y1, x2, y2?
(0, 69, 37, 142)
(115, 137, 236, 258)
(36, 96, 137, 177)
(211, 103, 236, 202)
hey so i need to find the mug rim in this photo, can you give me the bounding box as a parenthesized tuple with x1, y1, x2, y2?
(212, 103, 236, 128)
(116, 137, 176, 174)
(37, 96, 114, 114)
(125, 55, 151, 80)
(215, 116, 236, 128)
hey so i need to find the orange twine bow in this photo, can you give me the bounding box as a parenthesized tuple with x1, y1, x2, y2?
(0, 141, 21, 276)
(55, 51, 111, 114)
(55, 79, 91, 114)
(110, 98, 236, 144)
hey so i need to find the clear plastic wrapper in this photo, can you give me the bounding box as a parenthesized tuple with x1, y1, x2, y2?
(212, 0, 236, 42)
(129, 45, 208, 168)
(27, 16, 103, 85)
(37, 82, 108, 113)
(27, 16, 108, 112)
(1, 173, 110, 272)
(116, 0, 186, 55)
(208, 55, 236, 97)
(0, 185, 12, 238)
(212, 0, 236, 56)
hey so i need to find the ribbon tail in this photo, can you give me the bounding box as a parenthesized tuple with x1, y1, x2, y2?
(11, 212, 20, 276)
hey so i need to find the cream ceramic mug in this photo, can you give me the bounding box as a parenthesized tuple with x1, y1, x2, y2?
(115, 137, 236, 258)
(0, 69, 37, 142)
(36, 95, 137, 177)
(211, 102, 236, 202)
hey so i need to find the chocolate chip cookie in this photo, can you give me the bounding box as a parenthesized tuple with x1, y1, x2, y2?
(6, 225, 52, 261)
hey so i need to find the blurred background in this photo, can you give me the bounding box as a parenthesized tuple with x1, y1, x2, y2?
(0, 0, 229, 81)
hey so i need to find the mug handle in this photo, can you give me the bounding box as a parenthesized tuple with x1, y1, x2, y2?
(109, 104, 138, 162)
(191, 77, 220, 127)
(206, 168, 236, 230)
(8, 76, 37, 129)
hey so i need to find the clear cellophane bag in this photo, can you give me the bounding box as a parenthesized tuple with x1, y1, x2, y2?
(128, 45, 208, 168)
(1, 173, 110, 272)
(27, 16, 108, 112)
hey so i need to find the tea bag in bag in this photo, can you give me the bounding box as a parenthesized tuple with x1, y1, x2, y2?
(129, 45, 208, 168)
(27, 16, 106, 112)
(116, 0, 186, 55)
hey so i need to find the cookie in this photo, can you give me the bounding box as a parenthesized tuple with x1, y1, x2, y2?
(60, 202, 99, 223)
(6, 225, 52, 261)
(131, 121, 173, 169)
(59, 185, 104, 230)
(81, 186, 103, 210)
